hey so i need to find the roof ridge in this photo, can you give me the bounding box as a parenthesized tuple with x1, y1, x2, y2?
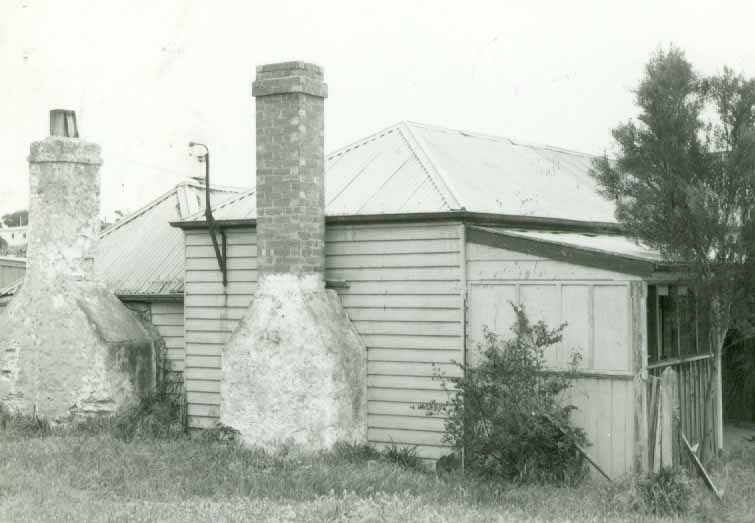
(181, 179, 249, 193)
(400, 121, 464, 210)
(99, 186, 179, 238)
(326, 122, 405, 160)
(403, 120, 598, 159)
(100, 182, 248, 238)
(182, 186, 256, 222)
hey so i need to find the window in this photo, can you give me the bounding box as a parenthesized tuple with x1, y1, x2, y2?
(647, 284, 704, 363)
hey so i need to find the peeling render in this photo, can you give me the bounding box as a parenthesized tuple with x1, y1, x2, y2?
(0, 113, 155, 422)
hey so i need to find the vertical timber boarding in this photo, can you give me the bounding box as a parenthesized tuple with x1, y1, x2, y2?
(182, 223, 463, 461)
(630, 281, 649, 474)
(645, 284, 720, 461)
(648, 356, 718, 459)
(465, 239, 644, 479)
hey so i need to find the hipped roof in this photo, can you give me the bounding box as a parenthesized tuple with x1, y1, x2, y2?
(176, 121, 618, 224)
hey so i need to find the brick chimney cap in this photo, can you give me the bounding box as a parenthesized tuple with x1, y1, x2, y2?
(253, 61, 327, 98)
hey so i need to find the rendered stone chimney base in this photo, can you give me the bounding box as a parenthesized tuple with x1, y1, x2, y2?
(0, 281, 154, 421)
(220, 274, 367, 451)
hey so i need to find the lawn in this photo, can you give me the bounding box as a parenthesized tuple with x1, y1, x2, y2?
(0, 425, 753, 522)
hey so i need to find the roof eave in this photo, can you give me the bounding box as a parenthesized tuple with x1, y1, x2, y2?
(465, 225, 667, 278)
(171, 211, 624, 234)
(117, 293, 184, 303)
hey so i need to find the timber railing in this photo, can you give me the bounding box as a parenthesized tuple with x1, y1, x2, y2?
(647, 354, 717, 468)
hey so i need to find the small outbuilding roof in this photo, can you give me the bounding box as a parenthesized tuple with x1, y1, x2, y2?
(178, 121, 617, 223)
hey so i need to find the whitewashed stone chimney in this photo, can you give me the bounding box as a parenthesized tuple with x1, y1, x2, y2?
(220, 62, 367, 450)
(0, 110, 154, 421)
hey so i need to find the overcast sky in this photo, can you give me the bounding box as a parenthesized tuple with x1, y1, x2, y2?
(1, 0, 754, 218)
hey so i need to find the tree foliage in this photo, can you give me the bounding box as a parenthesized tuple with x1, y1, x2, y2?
(591, 46, 755, 337)
(1, 210, 27, 227)
(421, 305, 588, 484)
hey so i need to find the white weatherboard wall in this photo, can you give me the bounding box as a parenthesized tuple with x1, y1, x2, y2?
(151, 301, 185, 378)
(183, 229, 258, 425)
(122, 300, 186, 381)
(182, 223, 463, 461)
(327, 223, 462, 460)
(466, 241, 641, 478)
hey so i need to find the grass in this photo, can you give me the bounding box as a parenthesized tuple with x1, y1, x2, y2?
(0, 421, 753, 522)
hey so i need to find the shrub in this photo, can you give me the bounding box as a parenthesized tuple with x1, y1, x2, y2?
(435, 452, 461, 475)
(331, 441, 382, 463)
(0, 405, 52, 437)
(109, 330, 188, 441)
(381, 443, 424, 470)
(607, 467, 693, 516)
(195, 422, 240, 443)
(330, 442, 425, 471)
(111, 383, 187, 441)
(421, 304, 588, 484)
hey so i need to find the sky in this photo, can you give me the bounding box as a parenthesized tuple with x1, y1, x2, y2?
(1, 0, 754, 218)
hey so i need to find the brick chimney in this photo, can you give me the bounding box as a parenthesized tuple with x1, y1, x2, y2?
(0, 110, 155, 421)
(254, 62, 327, 276)
(220, 62, 366, 450)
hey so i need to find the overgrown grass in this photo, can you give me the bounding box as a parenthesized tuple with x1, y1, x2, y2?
(605, 468, 693, 517)
(1, 414, 753, 522)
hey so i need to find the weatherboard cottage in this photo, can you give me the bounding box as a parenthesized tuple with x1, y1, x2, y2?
(168, 62, 720, 477)
(0, 62, 720, 478)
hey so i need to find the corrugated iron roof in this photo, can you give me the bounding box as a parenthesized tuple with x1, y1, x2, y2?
(97, 182, 241, 295)
(477, 227, 662, 262)
(182, 121, 617, 222)
(0, 181, 243, 300)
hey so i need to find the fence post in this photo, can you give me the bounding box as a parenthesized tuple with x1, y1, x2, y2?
(659, 367, 679, 469)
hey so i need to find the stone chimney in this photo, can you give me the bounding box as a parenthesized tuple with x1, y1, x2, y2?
(0, 110, 154, 421)
(220, 62, 366, 450)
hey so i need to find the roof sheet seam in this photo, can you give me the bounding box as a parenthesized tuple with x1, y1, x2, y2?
(325, 151, 382, 207)
(354, 155, 413, 214)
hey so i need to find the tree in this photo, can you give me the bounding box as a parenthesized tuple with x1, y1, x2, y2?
(591, 46, 755, 450)
(1, 210, 28, 227)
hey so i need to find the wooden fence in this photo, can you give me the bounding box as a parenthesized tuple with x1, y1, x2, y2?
(647, 355, 717, 469)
